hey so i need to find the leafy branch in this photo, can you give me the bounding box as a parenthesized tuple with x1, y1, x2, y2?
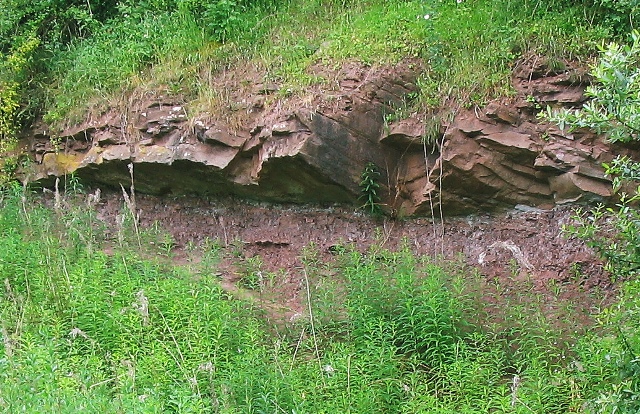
(542, 30, 640, 143)
(544, 31, 640, 413)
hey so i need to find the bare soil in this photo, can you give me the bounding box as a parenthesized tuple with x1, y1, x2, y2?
(93, 192, 612, 328)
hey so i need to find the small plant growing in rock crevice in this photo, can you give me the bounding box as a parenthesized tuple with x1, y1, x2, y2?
(359, 162, 384, 216)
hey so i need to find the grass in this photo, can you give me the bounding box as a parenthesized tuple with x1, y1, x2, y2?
(0, 183, 638, 412)
(40, 0, 613, 131)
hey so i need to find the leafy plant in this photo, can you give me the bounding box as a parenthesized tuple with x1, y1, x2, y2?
(1, 182, 639, 412)
(556, 0, 639, 36)
(544, 30, 640, 143)
(545, 30, 640, 412)
(0, 0, 104, 54)
(544, 31, 640, 279)
(359, 162, 383, 216)
(342, 246, 463, 362)
(0, 36, 40, 185)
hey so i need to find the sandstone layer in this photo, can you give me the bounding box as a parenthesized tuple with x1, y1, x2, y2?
(26, 58, 635, 216)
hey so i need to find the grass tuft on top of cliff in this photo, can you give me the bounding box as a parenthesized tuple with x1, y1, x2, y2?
(0, 0, 635, 132)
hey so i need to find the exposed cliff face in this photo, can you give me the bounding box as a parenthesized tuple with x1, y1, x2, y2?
(26, 57, 635, 216)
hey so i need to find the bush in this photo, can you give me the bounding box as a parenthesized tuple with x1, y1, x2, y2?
(546, 31, 640, 279)
(542, 0, 639, 36)
(0, 37, 40, 185)
(545, 30, 640, 412)
(339, 246, 463, 363)
(545, 30, 640, 144)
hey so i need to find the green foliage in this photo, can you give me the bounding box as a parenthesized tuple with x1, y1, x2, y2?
(0, 0, 106, 54)
(0, 37, 40, 136)
(338, 246, 463, 363)
(544, 0, 639, 36)
(44, 14, 169, 124)
(116, 0, 281, 43)
(201, 0, 248, 43)
(545, 30, 640, 143)
(0, 0, 628, 137)
(563, 175, 640, 280)
(576, 276, 640, 414)
(359, 162, 383, 216)
(547, 32, 640, 277)
(593, 0, 639, 35)
(563, 198, 640, 413)
(2, 0, 613, 130)
(305, 243, 627, 412)
(0, 82, 20, 152)
(544, 31, 640, 412)
(0, 187, 269, 412)
(0, 37, 40, 185)
(0, 0, 117, 134)
(0, 0, 287, 128)
(0, 184, 639, 411)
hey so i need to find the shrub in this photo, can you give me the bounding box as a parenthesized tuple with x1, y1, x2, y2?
(545, 30, 640, 412)
(545, 31, 640, 279)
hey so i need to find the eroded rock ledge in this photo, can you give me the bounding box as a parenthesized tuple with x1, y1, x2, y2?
(26, 58, 637, 216)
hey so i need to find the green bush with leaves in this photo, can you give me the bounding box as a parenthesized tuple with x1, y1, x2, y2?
(545, 30, 640, 412)
(1, 37, 40, 132)
(339, 246, 463, 362)
(542, 0, 639, 36)
(546, 30, 640, 278)
(0, 36, 40, 185)
(545, 30, 640, 144)
(0, 0, 107, 54)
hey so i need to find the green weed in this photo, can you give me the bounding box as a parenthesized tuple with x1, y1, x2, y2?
(359, 162, 384, 216)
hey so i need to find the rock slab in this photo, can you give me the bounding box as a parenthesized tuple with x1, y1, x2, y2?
(25, 58, 636, 216)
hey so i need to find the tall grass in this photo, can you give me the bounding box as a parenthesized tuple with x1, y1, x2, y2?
(0, 184, 271, 411)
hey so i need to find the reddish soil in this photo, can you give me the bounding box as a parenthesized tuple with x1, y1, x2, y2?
(93, 192, 612, 328)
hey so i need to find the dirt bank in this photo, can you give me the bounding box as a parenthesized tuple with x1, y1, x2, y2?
(92, 192, 611, 325)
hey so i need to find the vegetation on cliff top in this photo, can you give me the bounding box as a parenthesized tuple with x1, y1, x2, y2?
(0, 0, 637, 138)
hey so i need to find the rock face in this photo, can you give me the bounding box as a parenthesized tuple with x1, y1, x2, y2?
(25, 58, 637, 216)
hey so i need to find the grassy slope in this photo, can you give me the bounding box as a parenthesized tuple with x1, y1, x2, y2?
(43, 0, 610, 130)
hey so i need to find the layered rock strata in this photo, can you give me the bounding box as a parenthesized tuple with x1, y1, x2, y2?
(26, 58, 634, 216)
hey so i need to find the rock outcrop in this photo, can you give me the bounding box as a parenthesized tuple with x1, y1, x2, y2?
(25, 58, 636, 216)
